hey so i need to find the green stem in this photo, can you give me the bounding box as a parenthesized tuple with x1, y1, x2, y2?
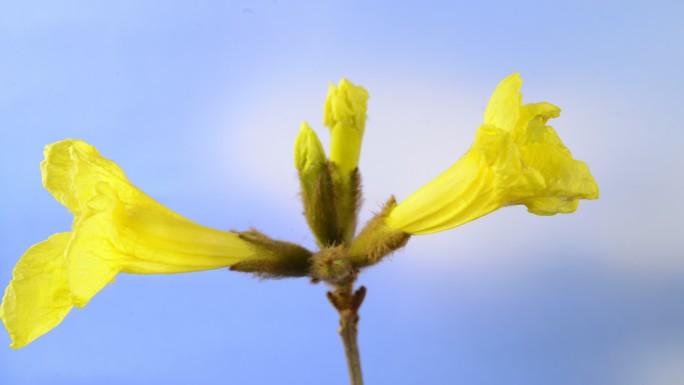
(328, 282, 366, 385)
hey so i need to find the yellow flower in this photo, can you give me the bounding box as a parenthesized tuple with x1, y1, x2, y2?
(0, 140, 259, 348)
(385, 73, 599, 235)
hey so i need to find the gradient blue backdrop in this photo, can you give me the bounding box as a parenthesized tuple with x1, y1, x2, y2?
(2, 1, 683, 384)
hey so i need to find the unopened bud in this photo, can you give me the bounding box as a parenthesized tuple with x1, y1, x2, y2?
(294, 122, 326, 174)
(293, 123, 342, 246)
(324, 79, 369, 175)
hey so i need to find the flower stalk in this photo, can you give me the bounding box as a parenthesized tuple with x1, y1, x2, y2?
(328, 281, 366, 385)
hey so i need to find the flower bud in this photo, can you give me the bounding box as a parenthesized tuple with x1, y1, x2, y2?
(294, 122, 327, 174)
(322, 79, 368, 244)
(293, 123, 343, 246)
(324, 79, 369, 175)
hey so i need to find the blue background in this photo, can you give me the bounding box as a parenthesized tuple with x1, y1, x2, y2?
(1, 1, 683, 384)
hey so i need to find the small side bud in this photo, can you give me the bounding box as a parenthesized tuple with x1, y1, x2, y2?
(294, 122, 326, 174)
(324, 79, 369, 175)
(294, 123, 342, 246)
(310, 245, 354, 283)
(348, 197, 411, 268)
(230, 229, 313, 278)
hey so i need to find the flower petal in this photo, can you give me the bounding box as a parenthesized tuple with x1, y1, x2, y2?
(0, 233, 74, 349)
(41, 139, 130, 216)
(484, 73, 522, 132)
(515, 127, 599, 214)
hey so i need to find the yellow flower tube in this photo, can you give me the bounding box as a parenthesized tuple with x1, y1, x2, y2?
(0, 140, 258, 348)
(385, 73, 599, 235)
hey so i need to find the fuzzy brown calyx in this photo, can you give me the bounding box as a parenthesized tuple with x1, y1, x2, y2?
(330, 163, 362, 245)
(230, 229, 313, 278)
(348, 197, 411, 268)
(299, 159, 342, 247)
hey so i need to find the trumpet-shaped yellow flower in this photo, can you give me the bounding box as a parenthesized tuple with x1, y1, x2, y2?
(0, 140, 258, 348)
(385, 73, 599, 234)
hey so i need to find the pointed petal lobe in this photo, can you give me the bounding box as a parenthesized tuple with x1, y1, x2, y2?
(0, 233, 74, 349)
